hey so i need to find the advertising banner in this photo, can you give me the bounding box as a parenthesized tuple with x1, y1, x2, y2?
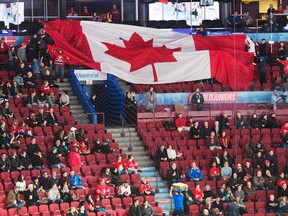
(74, 69, 107, 81)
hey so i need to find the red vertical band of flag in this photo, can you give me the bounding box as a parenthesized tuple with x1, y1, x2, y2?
(159, 0, 168, 4)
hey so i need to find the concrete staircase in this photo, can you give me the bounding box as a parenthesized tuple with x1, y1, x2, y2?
(56, 79, 90, 125)
(107, 127, 173, 215)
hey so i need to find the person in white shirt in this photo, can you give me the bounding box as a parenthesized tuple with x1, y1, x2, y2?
(59, 90, 69, 107)
(48, 183, 63, 204)
(15, 174, 26, 192)
(117, 180, 131, 198)
(167, 144, 177, 161)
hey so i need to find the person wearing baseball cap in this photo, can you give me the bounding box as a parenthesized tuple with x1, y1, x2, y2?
(6, 185, 25, 209)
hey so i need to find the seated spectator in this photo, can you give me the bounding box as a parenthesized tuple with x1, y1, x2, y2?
(234, 184, 245, 201)
(139, 177, 155, 196)
(175, 113, 189, 132)
(126, 154, 141, 174)
(225, 187, 235, 202)
(218, 113, 231, 130)
(201, 121, 211, 139)
(0, 153, 11, 172)
(254, 141, 266, 155)
(235, 163, 247, 183)
(259, 113, 268, 129)
(68, 170, 85, 190)
(191, 88, 204, 111)
(112, 154, 128, 175)
(100, 167, 121, 187)
(58, 171, 68, 189)
(10, 151, 24, 171)
(9, 119, 20, 136)
(187, 161, 203, 182)
(264, 169, 277, 190)
(0, 121, 8, 134)
(235, 111, 249, 129)
(277, 172, 288, 187)
(117, 180, 131, 198)
(253, 170, 265, 190)
(13, 73, 24, 90)
(211, 121, 221, 136)
(49, 170, 59, 188)
(68, 146, 82, 168)
(25, 112, 38, 128)
(42, 69, 56, 87)
(59, 90, 69, 107)
(129, 199, 142, 216)
(217, 183, 227, 202)
(91, 138, 103, 155)
(191, 184, 204, 204)
(26, 91, 38, 108)
(0, 131, 12, 150)
(167, 144, 176, 161)
(190, 121, 201, 140)
(39, 171, 50, 192)
(27, 137, 44, 170)
(212, 196, 224, 215)
(2, 101, 14, 119)
(219, 131, 231, 149)
(221, 161, 232, 180)
(226, 11, 242, 28)
(166, 162, 184, 184)
(203, 184, 214, 200)
(67, 127, 77, 145)
(66, 206, 79, 216)
(46, 107, 59, 126)
(24, 71, 36, 88)
(235, 195, 247, 215)
(221, 151, 235, 169)
(209, 161, 221, 181)
(205, 131, 221, 151)
(244, 161, 253, 179)
(267, 12, 278, 32)
(267, 112, 279, 128)
(265, 150, 278, 175)
(36, 92, 49, 108)
(40, 80, 52, 95)
(244, 181, 257, 202)
(6, 185, 25, 209)
(48, 183, 63, 204)
(24, 184, 40, 206)
(11, 81, 24, 98)
(202, 197, 213, 213)
(267, 194, 280, 213)
(141, 200, 154, 216)
(35, 107, 47, 126)
(155, 144, 168, 171)
(15, 174, 26, 192)
(196, 25, 208, 36)
(18, 150, 32, 170)
(253, 151, 265, 169)
(53, 139, 68, 157)
(280, 196, 288, 213)
(59, 181, 72, 203)
(227, 173, 240, 191)
(85, 194, 103, 213)
(95, 178, 113, 199)
(186, 117, 193, 127)
(18, 121, 33, 138)
(249, 113, 259, 129)
(49, 146, 66, 169)
(278, 182, 288, 199)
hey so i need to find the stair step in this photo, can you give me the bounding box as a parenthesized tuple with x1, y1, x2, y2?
(141, 167, 156, 172)
(140, 171, 156, 177)
(137, 161, 154, 167)
(156, 193, 171, 199)
(109, 132, 138, 138)
(107, 128, 136, 133)
(113, 137, 140, 142)
(151, 182, 165, 188)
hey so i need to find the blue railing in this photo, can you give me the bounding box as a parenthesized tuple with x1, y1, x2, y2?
(68, 69, 97, 125)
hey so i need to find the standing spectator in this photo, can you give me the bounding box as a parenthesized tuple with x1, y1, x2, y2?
(187, 161, 203, 182)
(155, 144, 168, 170)
(59, 90, 69, 107)
(27, 137, 44, 170)
(226, 12, 241, 29)
(191, 88, 204, 111)
(175, 113, 189, 132)
(166, 162, 184, 184)
(0, 37, 9, 70)
(257, 56, 267, 85)
(257, 38, 267, 57)
(17, 43, 27, 62)
(48, 183, 63, 204)
(68, 146, 82, 168)
(54, 49, 67, 82)
(0, 153, 11, 172)
(67, 127, 77, 144)
(32, 57, 43, 78)
(281, 121, 288, 149)
(109, 4, 121, 23)
(267, 12, 278, 32)
(242, 11, 253, 25)
(271, 89, 283, 110)
(139, 177, 154, 196)
(8, 45, 17, 72)
(170, 186, 184, 216)
(196, 25, 208, 36)
(68, 170, 85, 190)
(6, 186, 25, 209)
(28, 33, 39, 61)
(81, 6, 90, 16)
(145, 86, 156, 112)
(278, 41, 287, 60)
(117, 180, 131, 198)
(24, 184, 40, 206)
(277, 57, 288, 82)
(276, 4, 284, 13)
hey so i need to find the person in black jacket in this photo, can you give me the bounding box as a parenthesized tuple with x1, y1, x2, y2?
(45, 107, 59, 126)
(27, 137, 44, 170)
(155, 144, 168, 171)
(10, 151, 24, 171)
(166, 162, 184, 184)
(191, 88, 204, 111)
(190, 121, 202, 140)
(267, 112, 279, 129)
(39, 171, 50, 191)
(218, 113, 232, 130)
(48, 147, 65, 169)
(35, 107, 47, 126)
(24, 184, 40, 206)
(129, 199, 142, 216)
(0, 153, 11, 172)
(258, 38, 267, 58)
(18, 150, 33, 170)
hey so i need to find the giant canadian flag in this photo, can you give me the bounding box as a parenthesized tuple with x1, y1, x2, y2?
(43, 20, 254, 90)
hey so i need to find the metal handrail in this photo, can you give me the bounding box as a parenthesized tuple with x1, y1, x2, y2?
(119, 114, 132, 151)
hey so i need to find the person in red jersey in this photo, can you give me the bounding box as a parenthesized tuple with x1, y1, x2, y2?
(281, 121, 288, 149)
(112, 154, 128, 175)
(139, 177, 155, 196)
(0, 37, 8, 70)
(95, 178, 113, 199)
(191, 184, 204, 204)
(175, 113, 189, 132)
(126, 154, 141, 174)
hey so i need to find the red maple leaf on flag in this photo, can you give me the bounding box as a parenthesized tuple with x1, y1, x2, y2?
(102, 32, 181, 82)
